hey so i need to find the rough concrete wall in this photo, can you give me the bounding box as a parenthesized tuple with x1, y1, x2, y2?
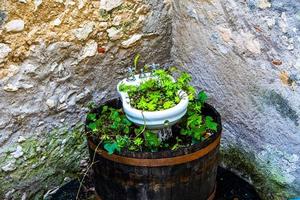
(0, 0, 172, 199)
(172, 0, 300, 199)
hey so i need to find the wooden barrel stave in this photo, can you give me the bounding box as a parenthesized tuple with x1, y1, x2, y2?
(87, 98, 222, 200)
(89, 144, 219, 200)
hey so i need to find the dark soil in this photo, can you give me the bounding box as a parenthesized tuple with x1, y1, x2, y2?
(215, 167, 261, 200)
(45, 167, 261, 200)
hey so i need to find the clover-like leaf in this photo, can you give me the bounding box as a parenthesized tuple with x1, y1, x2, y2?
(134, 138, 143, 146)
(145, 131, 160, 149)
(198, 91, 208, 105)
(205, 116, 218, 131)
(104, 142, 120, 155)
(163, 101, 174, 109)
(193, 126, 206, 140)
(88, 122, 97, 132)
(87, 113, 97, 122)
(101, 105, 108, 113)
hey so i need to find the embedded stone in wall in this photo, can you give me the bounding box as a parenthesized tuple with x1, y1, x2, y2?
(100, 0, 124, 11)
(3, 84, 18, 92)
(34, 0, 43, 10)
(112, 16, 122, 26)
(218, 27, 232, 43)
(0, 43, 11, 62)
(72, 21, 95, 40)
(5, 19, 25, 32)
(46, 98, 57, 109)
(121, 34, 143, 48)
(78, 0, 86, 9)
(1, 161, 16, 172)
(79, 40, 98, 61)
(99, 22, 108, 29)
(233, 31, 261, 54)
(258, 0, 271, 9)
(136, 5, 150, 15)
(279, 12, 288, 33)
(0, 11, 7, 26)
(266, 17, 276, 29)
(51, 18, 62, 27)
(11, 146, 24, 159)
(107, 27, 123, 41)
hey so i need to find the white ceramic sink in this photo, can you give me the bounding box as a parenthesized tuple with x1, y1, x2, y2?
(117, 73, 189, 129)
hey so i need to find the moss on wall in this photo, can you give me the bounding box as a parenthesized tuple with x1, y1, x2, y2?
(221, 145, 290, 200)
(0, 124, 87, 199)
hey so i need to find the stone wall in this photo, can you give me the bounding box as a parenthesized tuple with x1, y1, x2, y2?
(172, 0, 300, 199)
(0, 0, 172, 199)
(2, 0, 300, 199)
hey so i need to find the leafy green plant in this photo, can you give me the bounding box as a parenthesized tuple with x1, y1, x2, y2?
(87, 105, 161, 154)
(144, 131, 161, 150)
(86, 90, 218, 154)
(180, 91, 218, 143)
(86, 56, 218, 154)
(119, 68, 196, 111)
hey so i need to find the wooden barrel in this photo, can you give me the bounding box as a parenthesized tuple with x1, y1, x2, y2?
(86, 98, 222, 200)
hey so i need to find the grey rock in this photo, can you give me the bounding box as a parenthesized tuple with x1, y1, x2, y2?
(1, 161, 16, 172)
(258, 0, 271, 9)
(5, 189, 15, 199)
(46, 98, 57, 109)
(121, 34, 143, 48)
(0, 10, 7, 27)
(3, 84, 18, 92)
(0, 43, 11, 62)
(107, 27, 123, 41)
(34, 0, 43, 10)
(100, 0, 124, 11)
(78, 40, 98, 61)
(5, 19, 25, 32)
(11, 145, 24, 158)
(17, 136, 26, 143)
(72, 21, 95, 40)
(21, 193, 27, 200)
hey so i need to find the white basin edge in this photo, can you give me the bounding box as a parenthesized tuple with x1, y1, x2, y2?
(117, 73, 189, 129)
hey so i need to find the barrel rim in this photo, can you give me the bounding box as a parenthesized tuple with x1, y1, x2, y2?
(86, 98, 222, 160)
(88, 135, 220, 166)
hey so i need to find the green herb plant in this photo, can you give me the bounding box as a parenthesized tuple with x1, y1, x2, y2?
(119, 68, 196, 111)
(118, 54, 196, 111)
(180, 91, 218, 143)
(87, 92, 218, 154)
(86, 55, 218, 154)
(87, 106, 160, 154)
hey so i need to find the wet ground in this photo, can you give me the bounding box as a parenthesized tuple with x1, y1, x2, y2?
(46, 167, 261, 200)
